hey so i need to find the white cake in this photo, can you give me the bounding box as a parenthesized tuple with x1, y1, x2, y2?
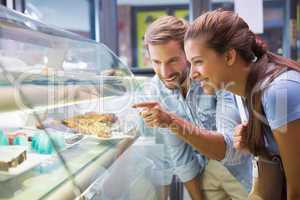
(0, 146, 27, 171)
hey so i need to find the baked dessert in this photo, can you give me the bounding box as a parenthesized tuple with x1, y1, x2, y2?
(6, 131, 26, 145)
(62, 113, 117, 138)
(0, 146, 27, 171)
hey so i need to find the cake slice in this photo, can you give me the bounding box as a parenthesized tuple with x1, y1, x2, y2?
(0, 146, 27, 171)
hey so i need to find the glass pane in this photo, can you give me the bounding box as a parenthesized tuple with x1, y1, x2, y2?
(25, 0, 92, 38)
(0, 7, 144, 200)
(0, 11, 132, 112)
(0, 5, 167, 200)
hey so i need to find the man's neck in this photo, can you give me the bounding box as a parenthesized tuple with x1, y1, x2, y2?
(179, 76, 189, 98)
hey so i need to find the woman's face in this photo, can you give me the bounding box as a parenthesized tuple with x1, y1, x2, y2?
(184, 38, 230, 90)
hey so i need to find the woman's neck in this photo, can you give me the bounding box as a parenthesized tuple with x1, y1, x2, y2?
(227, 62, 250, 97)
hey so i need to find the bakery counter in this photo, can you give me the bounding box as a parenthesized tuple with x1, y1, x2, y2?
(0, 6, 150, 200)
(0, 136, 134, 200)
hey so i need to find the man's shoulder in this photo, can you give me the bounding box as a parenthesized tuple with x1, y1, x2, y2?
(149, 75, 171, 93)
(140, 75, 168, 98)
(150, 75, 162, 85)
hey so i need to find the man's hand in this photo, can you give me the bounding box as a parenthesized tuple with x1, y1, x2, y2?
(233, 123, 250, 153)
(132, 101, 173, 128)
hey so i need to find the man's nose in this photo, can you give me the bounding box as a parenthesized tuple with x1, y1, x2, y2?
(161, 64, 172, 78)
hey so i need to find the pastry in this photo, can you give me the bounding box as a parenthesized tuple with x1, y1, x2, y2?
(62, 113, 117, 138)
(0, 146, 27, 171)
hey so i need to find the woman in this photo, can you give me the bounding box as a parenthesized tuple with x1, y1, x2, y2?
(184, 9, 300, 199)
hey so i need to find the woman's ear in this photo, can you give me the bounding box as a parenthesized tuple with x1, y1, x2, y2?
(225, 49, 237, 66)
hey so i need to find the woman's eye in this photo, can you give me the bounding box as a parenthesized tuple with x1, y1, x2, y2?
(194, 61, 202, 66)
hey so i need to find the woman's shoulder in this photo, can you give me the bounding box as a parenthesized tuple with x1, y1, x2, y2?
(271, 69, 300, 84)
(263, 69, 300, 97)
(262, 69, 300, 130)
(262, 69, 300, 94)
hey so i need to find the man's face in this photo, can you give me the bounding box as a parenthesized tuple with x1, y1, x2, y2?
(148, 40, 190, 89)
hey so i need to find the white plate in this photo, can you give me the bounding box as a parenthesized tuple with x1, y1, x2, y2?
(88, 133, 135, 141)
(85, 127, 138, 141)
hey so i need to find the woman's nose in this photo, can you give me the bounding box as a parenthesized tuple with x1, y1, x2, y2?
(190, 67, 202, 80)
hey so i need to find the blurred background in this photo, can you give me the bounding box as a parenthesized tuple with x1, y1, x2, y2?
(2, 0, 299, 72)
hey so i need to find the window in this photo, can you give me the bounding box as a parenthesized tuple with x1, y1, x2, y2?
(25, 0, 93, 39)
(213, 0, 285, 55)
(117, 0, 189, 68)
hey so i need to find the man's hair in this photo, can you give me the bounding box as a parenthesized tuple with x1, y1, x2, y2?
(144, 15, 188, 50)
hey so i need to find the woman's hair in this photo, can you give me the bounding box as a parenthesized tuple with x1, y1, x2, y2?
(144, 15, 188, 50)
(185, 9, 300, 155)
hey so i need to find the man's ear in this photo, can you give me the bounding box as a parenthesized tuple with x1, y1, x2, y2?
(225, 49, 237, 66)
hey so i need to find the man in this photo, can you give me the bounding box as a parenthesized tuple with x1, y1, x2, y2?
(137, 16, 207, 200)
(134, 16, 252, 200)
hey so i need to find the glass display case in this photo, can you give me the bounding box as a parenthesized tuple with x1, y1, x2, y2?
(0, 6, 161, 200)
